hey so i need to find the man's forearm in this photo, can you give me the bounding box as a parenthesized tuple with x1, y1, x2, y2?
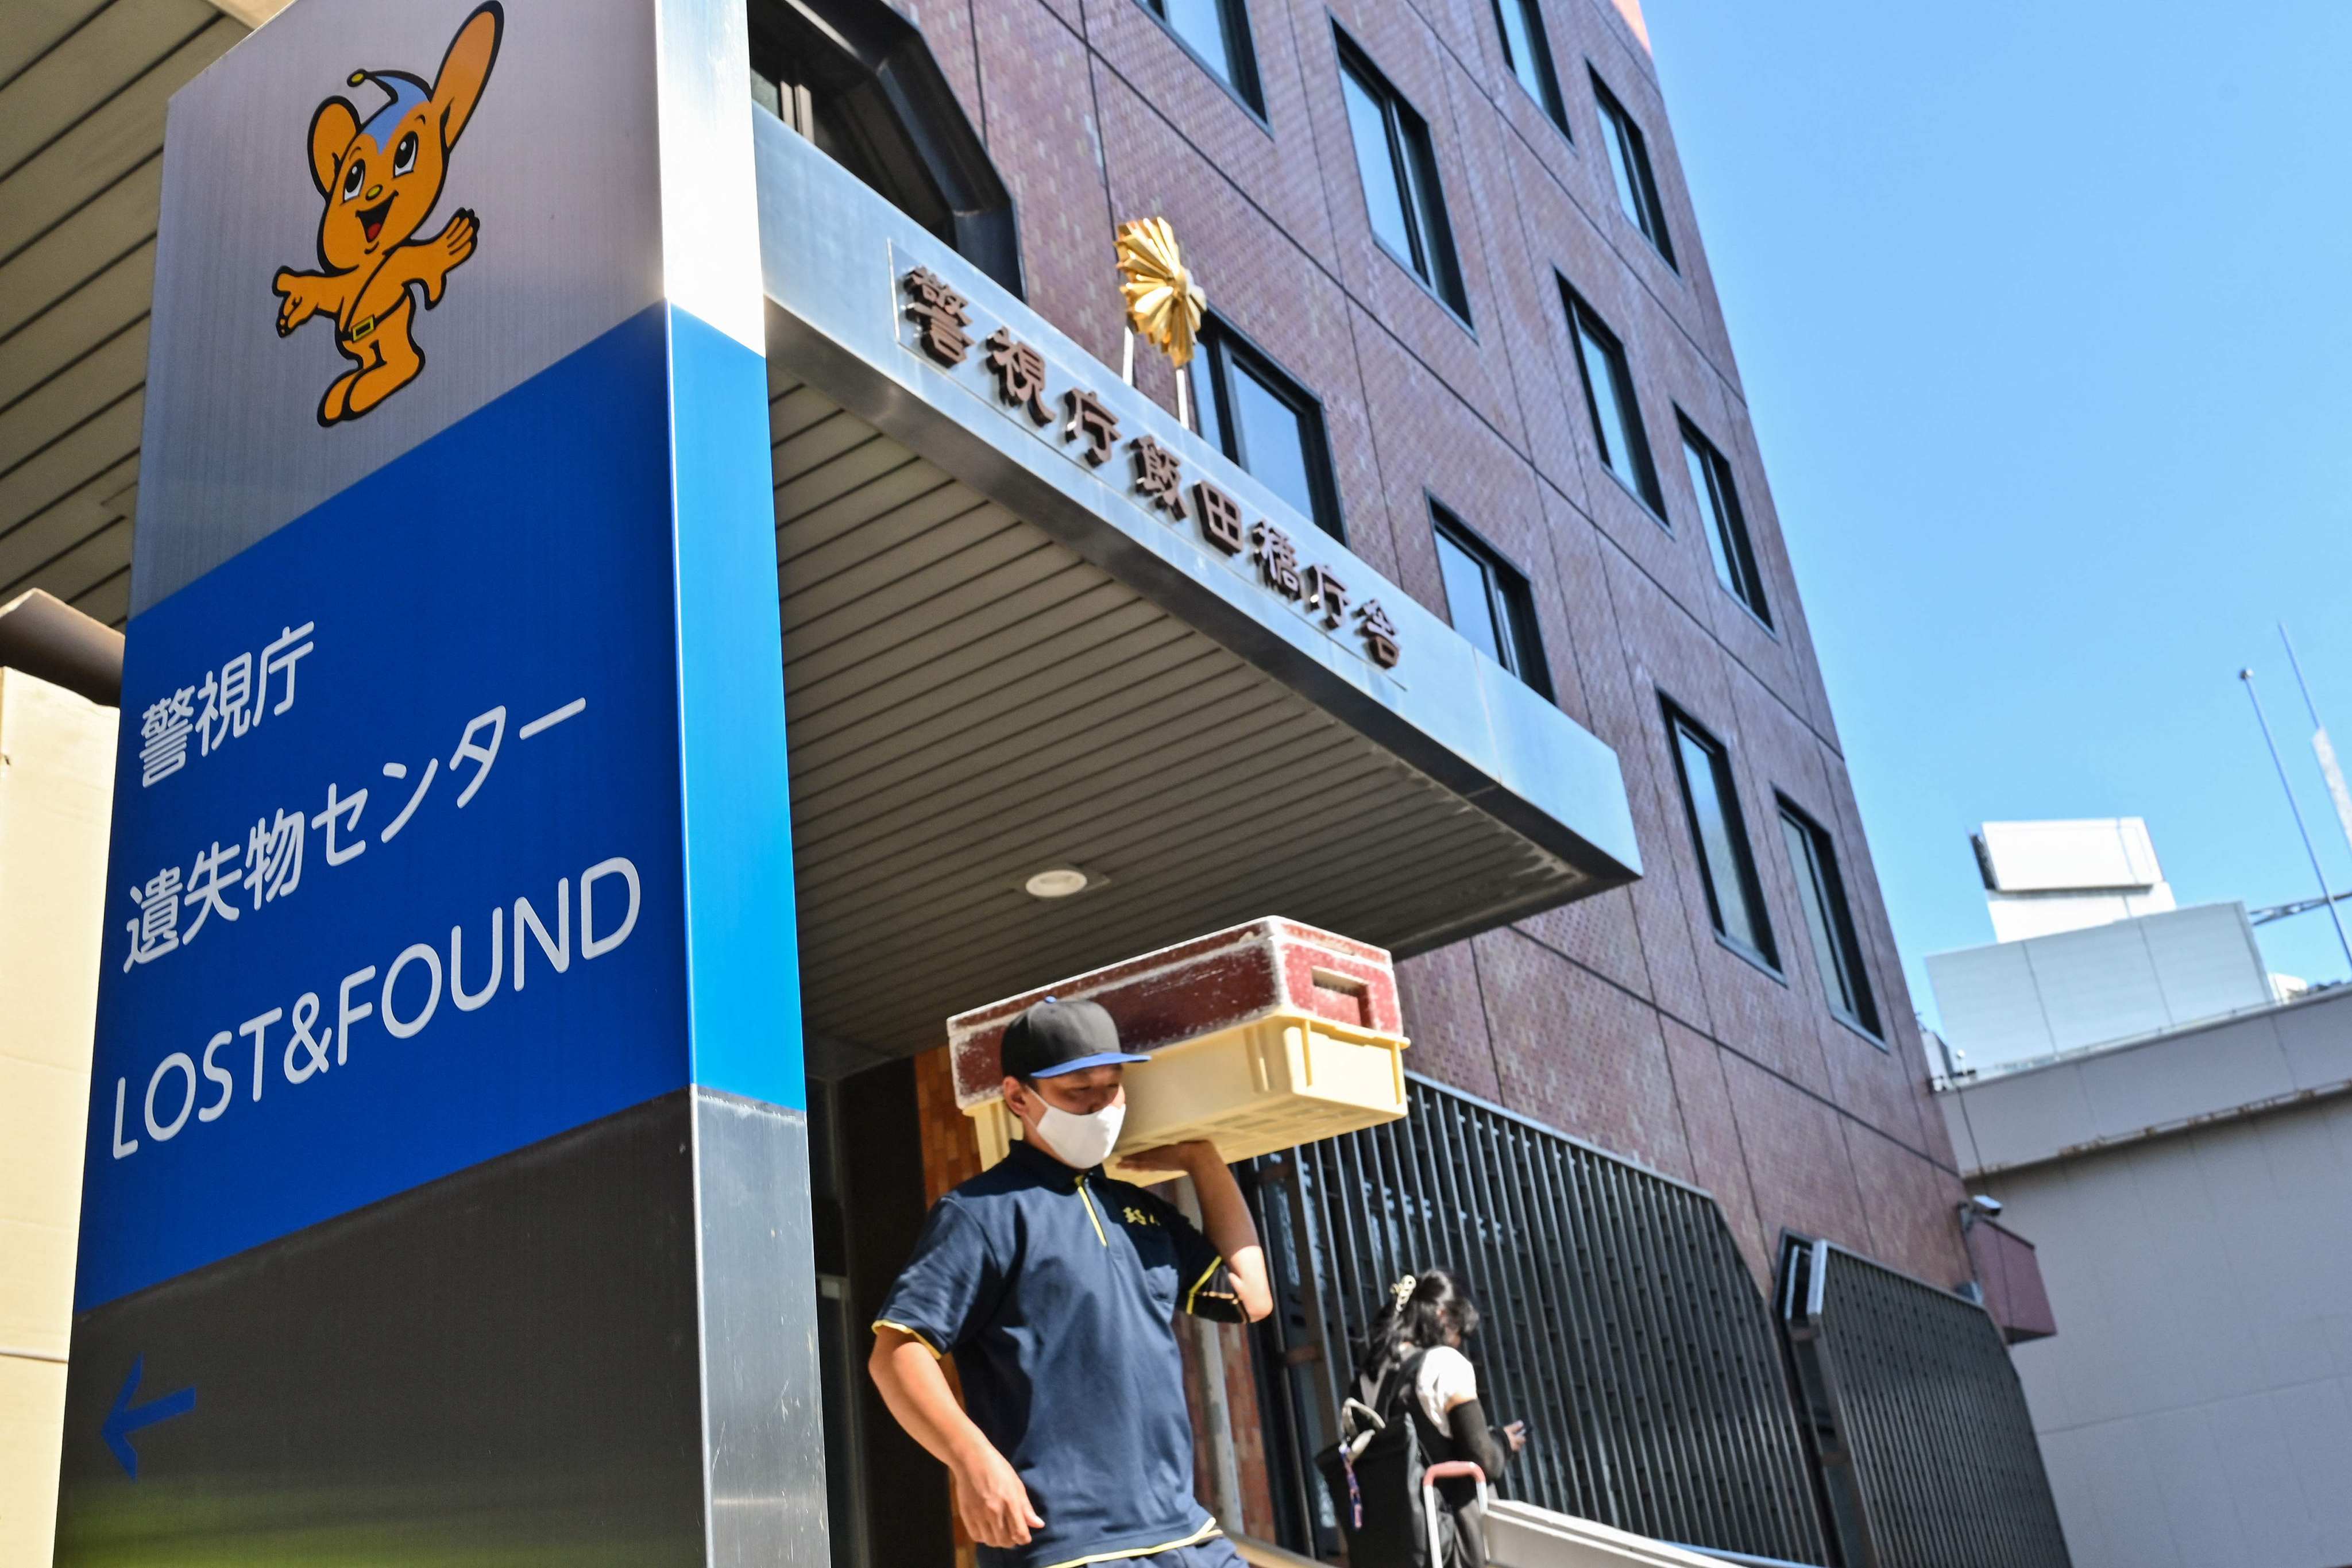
(870, 1332, 987, 1469)
(1184, 1153, 1257, 1257)
(870, 1330, 1044, 1548)
(1180, 1149, 1273, 1320)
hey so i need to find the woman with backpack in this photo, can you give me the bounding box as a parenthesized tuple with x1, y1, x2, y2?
(1318, 1269, 1527, 1567)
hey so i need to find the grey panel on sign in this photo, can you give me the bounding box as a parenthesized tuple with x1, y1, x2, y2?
(693, 1088, 829, 1568)
(133, 0, 666, 611)
(55, 1094, 708, 1565)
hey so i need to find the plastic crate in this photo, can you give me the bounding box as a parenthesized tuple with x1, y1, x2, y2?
(951, 919, 1411, 1181)
(965, 1008, 1408, 1180)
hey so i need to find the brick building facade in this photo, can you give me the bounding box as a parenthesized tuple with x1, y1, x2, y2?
(787, 0, 1994, 1557)
(0, 0, 1968, 1301)
(4, 0, 2031, 1561)
(876, 0, 1968, 1296)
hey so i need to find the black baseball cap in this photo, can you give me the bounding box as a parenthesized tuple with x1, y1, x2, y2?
(1001, 997, 1149, 1080)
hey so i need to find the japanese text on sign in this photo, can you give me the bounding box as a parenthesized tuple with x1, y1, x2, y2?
(137, 621, 317, 787)
(109, 849, 642, 1164)
(897, 266, 1403, 671)
(120, 695, 589, 972)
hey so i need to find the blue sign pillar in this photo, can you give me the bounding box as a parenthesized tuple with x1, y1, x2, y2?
(58, 1, 818, 1561)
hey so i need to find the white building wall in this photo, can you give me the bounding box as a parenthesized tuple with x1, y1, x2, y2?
(1978, 818, 2166, 895)
(0, 669, 114, 1564)
(1928, 903, 2273, 1075)
(1939, 987, 2352, 1568)
(1978, 1095, 2352, 1568)
(1987, 885, 2177, 944)
(1978, 818, 2176, 943)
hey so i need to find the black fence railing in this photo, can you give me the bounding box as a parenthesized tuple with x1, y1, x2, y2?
(1243, 1074, 1830, 1565)
(1779, 1239, 2072, 1568)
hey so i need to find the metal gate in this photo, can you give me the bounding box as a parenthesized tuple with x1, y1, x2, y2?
(1779, 1239, 2071, 1568)
(1244, 1074, 1829, 1565)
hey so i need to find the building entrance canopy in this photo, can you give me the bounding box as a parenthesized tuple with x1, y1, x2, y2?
(753, 120, 1640, 1064)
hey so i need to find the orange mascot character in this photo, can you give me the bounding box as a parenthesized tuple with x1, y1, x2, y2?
(273, 3, 503, 426)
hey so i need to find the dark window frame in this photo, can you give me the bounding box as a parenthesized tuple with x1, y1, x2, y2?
(1192, 314, 1347, 543)
(1490, 0, 1568, 134)
(1136, 0, 1269, 122)
(1428, 499, 1553, 699)
(1560, 280, 1665, 515)
(1662, 698, 1778, 972)
(1334, 30, 1474, 325)
(1590, 68, 1675, 268)
(750, 0, 1024, 296)
(1776, 796, 1884, 1042)
(1676, 413, 1774, 631)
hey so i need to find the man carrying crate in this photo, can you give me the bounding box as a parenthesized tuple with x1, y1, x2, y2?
(870, 997, 1275, 1568)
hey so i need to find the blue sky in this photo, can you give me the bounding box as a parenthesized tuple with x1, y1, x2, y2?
(1642, 1, 2352, 1025)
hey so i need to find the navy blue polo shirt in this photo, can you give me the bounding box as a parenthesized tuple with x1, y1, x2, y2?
(875, 1139, 1244, 1568)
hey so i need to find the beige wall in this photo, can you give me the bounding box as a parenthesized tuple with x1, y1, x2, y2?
(0, 668, 115, 1566)
(1985, 1095, 2352, 1568)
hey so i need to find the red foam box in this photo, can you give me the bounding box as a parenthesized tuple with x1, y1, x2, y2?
(948, 917, 1402, 1111)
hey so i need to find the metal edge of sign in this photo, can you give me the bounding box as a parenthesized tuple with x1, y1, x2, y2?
(690, 1086, 828, 1566)
(666, 302, 806, 1114)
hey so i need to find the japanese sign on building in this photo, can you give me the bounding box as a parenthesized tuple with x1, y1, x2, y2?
(899, 265, 1403, 672)
(83, 314, 702, 1309)
(79, 0, 790, 1319)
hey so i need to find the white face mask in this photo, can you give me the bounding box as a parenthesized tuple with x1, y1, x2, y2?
(1032, 1098, 1125, 1169)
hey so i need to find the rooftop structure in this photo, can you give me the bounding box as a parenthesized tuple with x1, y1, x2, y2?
(1929, 901, 2276, 1075)
(1973, 818, 2175, 944)
(1932, 820, 2285, 1076)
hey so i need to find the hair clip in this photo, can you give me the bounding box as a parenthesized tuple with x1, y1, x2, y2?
(1391, 1273, 1418, 1310)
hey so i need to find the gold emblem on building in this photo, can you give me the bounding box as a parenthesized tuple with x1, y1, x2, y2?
(1115, 218, 1205, 371)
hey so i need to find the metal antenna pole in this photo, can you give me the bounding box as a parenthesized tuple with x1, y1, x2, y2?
(2280, 622, 2352, 864)
(2242, 667, 2352, 973)
(2283, 624, 2324, 726)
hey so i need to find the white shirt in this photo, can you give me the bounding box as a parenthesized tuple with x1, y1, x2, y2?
(1405, 1343, 1479, 1436)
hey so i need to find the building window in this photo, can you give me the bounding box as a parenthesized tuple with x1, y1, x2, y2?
(1592, 71, 1674, 267)
(1431, 506, 1551, 697)
(1490, 0, 1566, 132)
(1138, 0, 1264, 113)
(1337, 34, 1471, 320)
(1562, 285, 1662, 512)
(1665, 705, 1775, 967)
(1679, 418, 1771, 626)
(1191, 319, 1344, 542)
(1779, 800, 1882, 1038)
(750, 0, 1024, 295)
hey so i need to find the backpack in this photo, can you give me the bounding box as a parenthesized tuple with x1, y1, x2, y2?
(1314, 1350, 1484, 1568)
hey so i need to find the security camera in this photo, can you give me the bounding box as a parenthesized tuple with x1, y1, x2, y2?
(1968, 1194, 2003, 1218)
